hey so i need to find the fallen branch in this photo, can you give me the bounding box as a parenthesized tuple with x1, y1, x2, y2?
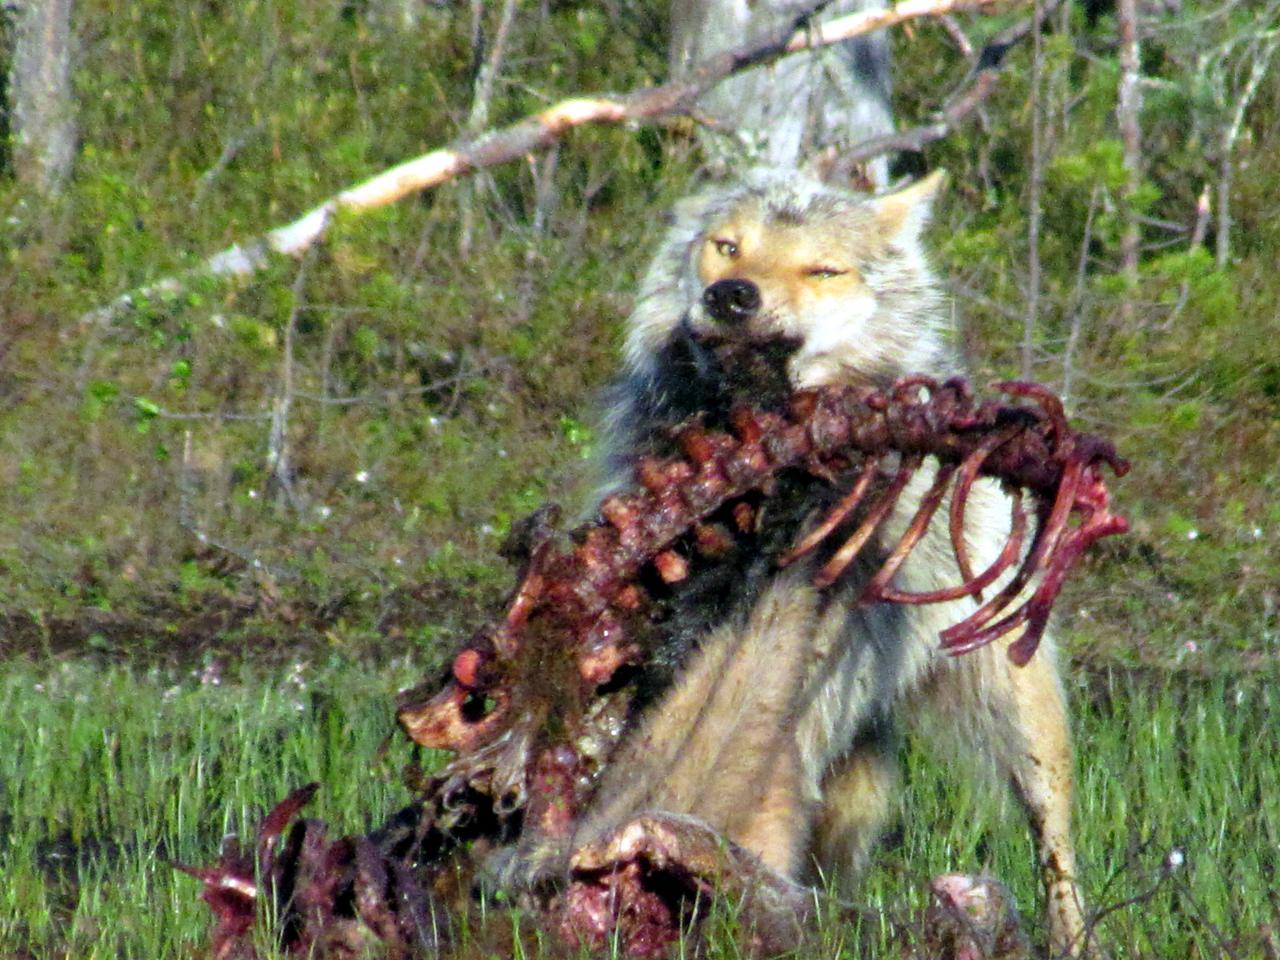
(80, 0, 1011, 329)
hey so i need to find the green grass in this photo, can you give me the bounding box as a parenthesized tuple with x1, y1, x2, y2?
(0, 657, 423, 959)
(882, 665, 1280, 957)
(3, 657, 1275, 958)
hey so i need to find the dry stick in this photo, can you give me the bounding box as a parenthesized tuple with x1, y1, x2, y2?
(191, 123, 265, 209)
(266, 246, 316, 511)
(1215, 30, 1280, 269)
(1060, 183, 1101, 413)
(530, 144, 560, 237)
(836, 68, 998, 170)
(1115, 0, 1143, 327)
(177, 429, 297, 582)
(1164, 184, 1211, 329)
(938, 14, 976, 59)
(459, 0, 519, 259)
(1023, 0, 1045, 381)
(949, 279, 1022, 324)
(1052, 0, 1072, 143)
(469, 0, 517, 131)
(80, 0, 1011, 329)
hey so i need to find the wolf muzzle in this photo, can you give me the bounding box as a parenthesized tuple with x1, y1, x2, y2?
(702, 278, 761, 326)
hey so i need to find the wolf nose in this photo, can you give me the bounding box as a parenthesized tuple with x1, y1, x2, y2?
(702, 278, 761, 326)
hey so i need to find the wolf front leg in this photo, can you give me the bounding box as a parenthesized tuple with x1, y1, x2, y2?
(986, 642, 1093, 959)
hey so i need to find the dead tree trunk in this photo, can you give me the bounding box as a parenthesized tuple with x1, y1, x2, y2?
(670, 0, 895, 187)
(7, 0, 76, 194)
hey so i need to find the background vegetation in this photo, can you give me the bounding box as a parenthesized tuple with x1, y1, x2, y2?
(1, 0, 1277, 957)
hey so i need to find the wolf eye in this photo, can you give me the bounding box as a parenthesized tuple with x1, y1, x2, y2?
(713, 239, 739, 258)
(807, 267, 846, 280)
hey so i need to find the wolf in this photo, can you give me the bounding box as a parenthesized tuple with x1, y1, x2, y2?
(572, 168, 1092, 957)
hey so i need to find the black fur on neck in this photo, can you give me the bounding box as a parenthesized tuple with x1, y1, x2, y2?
(601, 320, 888, 710)
(606, 318, 802, 474)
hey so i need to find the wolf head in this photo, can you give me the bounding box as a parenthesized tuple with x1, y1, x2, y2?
(624, 169, 955, 391)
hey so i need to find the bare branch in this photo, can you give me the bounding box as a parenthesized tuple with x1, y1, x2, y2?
(1115, 0, 1143, 324)
(468, 0, 517, 133)
(835, 70, 1000, 168)
(830, 0, 1060, 173)
(266, 248, 316, 511)
(80, 0, 1012, 329)
(191, 123, 265, 209)
(458, 0, 519, 258)
(177, 430, 299, 583)
(938, 14, 976, 60)
(1166, 184, 1212, 328)
(1061, 185, 1101, 412)
(1024, 0, 1046, 380)
(1215, 29, 1280, 268)
(8, 0, 76, 194)
(949, 279, 1023, 324)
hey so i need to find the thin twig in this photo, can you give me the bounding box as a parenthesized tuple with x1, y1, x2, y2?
(177, 430, 298, 582)
(468, 0, 517, 133)
(150, 406, 272, 422)
(948, 279, 1022, 324)
(267, 245, 318, 511)
(293, 368, 498, 407)
(530, 143, 559, 237)
(1023, 0, 1045, 380)
(1215, 29, 1280, 268)
(834, 70, 999, 169)
(459, 0, 518, 258)
(1165, 184, 1212, 328)
(1061, 183, 1100, 413)
(1115, 0, 1143, 324)
(191, 123, 265, 208)
(938, 14, 975, 60)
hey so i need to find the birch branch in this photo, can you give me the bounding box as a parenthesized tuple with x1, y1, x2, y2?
(80, 0, 1010, 329)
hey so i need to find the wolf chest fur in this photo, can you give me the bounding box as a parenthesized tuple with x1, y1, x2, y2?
(585, 169, 1092, 957)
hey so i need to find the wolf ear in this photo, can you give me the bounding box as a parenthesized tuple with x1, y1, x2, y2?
(871, 170, 946, 247)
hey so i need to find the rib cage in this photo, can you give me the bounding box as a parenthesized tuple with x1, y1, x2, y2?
(185, 376, 1128, 959)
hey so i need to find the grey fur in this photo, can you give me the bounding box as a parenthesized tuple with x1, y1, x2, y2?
(579, 170, 1095, 957)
